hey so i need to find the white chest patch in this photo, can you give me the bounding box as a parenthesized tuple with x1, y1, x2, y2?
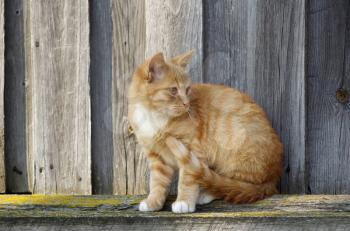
(132, 103, 169, 139)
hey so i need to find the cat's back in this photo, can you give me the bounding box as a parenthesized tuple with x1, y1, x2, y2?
(191, 83, 256, 111)
(191, 84, 282, 177)
(190, 83, 278, 144)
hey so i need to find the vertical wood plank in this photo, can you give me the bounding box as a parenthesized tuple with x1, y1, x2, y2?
(0, 0, 5, 193)
(112, 0, 203, 195)
(27, 0, 91, 194)
(307, 0, 350, 194)
(112, 0, 146, 194)
(145, 0, 203, 83)
(142, 0, 203, 194)
(90, 0, 114, 194)
(4, 0, 30, 193)
(203, 0, 306, 193)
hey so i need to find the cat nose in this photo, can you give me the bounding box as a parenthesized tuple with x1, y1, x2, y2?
(180, 96, 190, 108)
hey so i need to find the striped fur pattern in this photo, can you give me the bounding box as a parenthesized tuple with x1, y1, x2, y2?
(128, 51, 283, 213)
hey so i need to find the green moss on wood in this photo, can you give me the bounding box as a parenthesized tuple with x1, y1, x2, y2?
(0, 195, 144, 208)
(0, 195, 349, 219)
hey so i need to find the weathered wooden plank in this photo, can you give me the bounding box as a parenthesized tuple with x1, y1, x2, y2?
(0, 195, 350, 230)
(4, 0, 30, 193)
(26, 0, 91, 194)
(145, 0, 203, 83)
(112, 0, 146, 194)
(203, 0, 306, 193)
(0, 0, 4, 193)
(307, 0, 350, 194)
(90, 0, 114, 194)
(1, 218, 350, 231)
(142, 0, 203, 195)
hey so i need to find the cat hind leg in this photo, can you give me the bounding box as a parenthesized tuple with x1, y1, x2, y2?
(197, 190, 218, 205)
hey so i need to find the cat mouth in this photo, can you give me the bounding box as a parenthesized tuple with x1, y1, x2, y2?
(170, 107, 188, 116)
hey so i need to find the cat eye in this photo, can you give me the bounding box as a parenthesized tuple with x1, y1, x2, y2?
(186, 86, 191, 95)
(170, 87, 178, 95)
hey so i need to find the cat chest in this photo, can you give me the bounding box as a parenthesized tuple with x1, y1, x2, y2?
(131, 103, 169, 140)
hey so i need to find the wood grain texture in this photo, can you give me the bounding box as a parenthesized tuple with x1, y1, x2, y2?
(203, 0, 306, 193)
(4, 0, 30, 193)
(0, 0, 4, 193)
(90, 0, 114, 194)
(144, 0, 203, 195)
(0, 195, 350, 230)
(1, 218, 350, 231)
(307, 0, 350, 194)
(145, 0, 203, 83)
(26, 0, 91, 194)
(112, 0, 147, 194)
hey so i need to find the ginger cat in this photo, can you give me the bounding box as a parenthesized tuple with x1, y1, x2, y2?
(128, 51, 283, 213)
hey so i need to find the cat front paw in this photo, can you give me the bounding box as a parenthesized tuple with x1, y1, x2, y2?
(139, 200, 152, 212)
(138, 199, 163, 212)
(172, 201, 196, 213)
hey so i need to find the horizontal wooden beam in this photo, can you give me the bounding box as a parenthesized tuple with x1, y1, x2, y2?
(0, 195, 349, 230)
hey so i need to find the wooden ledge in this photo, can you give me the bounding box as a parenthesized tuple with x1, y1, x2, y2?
(0, 195, 350, 230)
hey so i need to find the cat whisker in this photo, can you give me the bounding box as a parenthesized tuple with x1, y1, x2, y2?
(186, 109, 195, 124)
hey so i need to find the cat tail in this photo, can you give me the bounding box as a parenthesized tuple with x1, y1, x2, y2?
(166, 137, 278, 204)
(189, 162, 278, 203)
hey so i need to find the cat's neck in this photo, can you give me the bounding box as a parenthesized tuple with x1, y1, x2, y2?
(130, 99, 198, 141)
(131, 101, 170, 140)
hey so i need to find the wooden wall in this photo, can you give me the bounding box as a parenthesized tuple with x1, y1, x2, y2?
(4, 0, 28, 193)
(1, 0, 349, 195)
(5, 0, 91, 194)
(26, 0, 91, 194)
(111, 0, 147, 195)
(307, 0, 350, 194)
(0, 0, 4, 193)
(90, 0, 114, 195)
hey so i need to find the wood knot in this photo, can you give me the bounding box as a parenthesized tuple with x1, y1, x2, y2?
(336, 88, 349, 103)
(12, 166, 23, 175)
(128, 125, 134, 136)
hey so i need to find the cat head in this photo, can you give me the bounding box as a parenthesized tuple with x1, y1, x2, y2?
(130, 50, 194, 118)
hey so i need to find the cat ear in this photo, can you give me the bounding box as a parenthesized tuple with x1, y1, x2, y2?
(171, 50, 194, 69)
(148, 52, 168, 83)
